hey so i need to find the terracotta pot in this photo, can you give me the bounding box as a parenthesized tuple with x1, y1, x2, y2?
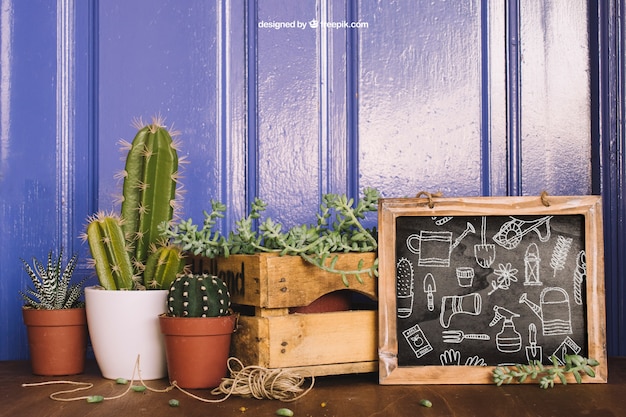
(159, 314, 237, 389)
(22, 307, 87, 376)
(85, 286, 168, 380)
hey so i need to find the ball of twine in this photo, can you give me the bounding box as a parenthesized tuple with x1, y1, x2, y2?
(210, 357, 314, 402)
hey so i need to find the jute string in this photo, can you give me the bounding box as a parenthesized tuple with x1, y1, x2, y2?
(22, 356, 314, 404)
(415, 191, 442, 208)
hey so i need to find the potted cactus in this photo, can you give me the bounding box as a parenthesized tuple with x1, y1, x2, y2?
(81, 117, 186, 380)
(20, 249, 88, 376)
(159, 273, 236, 389)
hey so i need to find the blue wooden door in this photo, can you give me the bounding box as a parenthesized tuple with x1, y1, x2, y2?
(0, 0, 623, 360)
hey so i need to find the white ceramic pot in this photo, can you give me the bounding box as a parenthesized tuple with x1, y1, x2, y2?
(85, 286, 168, 380)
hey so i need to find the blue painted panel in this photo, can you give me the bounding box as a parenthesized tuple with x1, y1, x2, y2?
(96, 1, 223, 224)
(254, 1, 323, 227)
(358, 0, 486, 197)
(518, 0, 592, 195)
(358, 0, 592, 198)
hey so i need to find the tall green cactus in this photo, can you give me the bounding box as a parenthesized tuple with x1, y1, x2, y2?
(83, 118, 184, 290)
(167, 274, 231, 317)
(121, 119, 179, 268)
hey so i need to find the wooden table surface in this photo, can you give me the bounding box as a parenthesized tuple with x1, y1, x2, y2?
(1, 357, 625, 417)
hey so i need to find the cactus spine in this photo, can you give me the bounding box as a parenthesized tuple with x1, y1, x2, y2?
(167, 274, 231, 317)
(83, 117, 185, 290)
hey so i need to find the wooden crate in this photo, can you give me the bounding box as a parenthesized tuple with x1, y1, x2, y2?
(190, 252, 378, 376)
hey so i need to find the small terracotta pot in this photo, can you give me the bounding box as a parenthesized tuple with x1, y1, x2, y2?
(22, 307, 87, 376)
(159, 314, 237, 389)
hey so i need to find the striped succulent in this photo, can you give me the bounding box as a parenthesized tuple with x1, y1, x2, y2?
(19, 250, 87, 310)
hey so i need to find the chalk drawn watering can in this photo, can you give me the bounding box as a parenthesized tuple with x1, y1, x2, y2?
(406, 222, 475, 267)
(493, 216, 553, 250)
(519, 287, 572, 336)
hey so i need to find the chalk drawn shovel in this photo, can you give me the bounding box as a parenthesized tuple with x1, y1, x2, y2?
(474, 216, 495, 268)
(525, 323, 542, 363)
(423, 273, 436, 312)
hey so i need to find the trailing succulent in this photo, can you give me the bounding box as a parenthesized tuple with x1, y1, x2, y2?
(161, 187, 380, 286)
(166, 273, 231, 317)
(20, 249, 87, 310)
(493, 354, 600, 389)
(82, 117, 186, 290)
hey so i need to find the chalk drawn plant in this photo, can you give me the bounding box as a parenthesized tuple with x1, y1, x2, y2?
(550, 235, 573, 277)
(396, 257, 414, 318)
(488, 262, 519, 295)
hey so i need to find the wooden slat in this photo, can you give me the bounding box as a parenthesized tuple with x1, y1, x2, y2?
(231, 311, 378, 375)
(213, 252, 377, 308)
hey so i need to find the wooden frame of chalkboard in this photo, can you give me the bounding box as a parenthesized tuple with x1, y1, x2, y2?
(378, 195, 607, 385)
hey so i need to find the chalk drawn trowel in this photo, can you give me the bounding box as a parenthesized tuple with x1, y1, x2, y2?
(525, 323, 542, 363)
(423, 273, 436, 311)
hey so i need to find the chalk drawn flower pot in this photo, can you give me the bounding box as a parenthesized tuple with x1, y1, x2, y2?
(456, 267, 475, 287)
(85, 286, 167, 380)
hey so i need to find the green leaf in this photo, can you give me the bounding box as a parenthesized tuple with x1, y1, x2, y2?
(330, 255, 339, 270)
(550, 355, 560, 367)
(583, 366, 596, 377)
(87, 395, 104, 403)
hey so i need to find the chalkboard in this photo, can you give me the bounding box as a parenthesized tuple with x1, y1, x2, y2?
(377, 195, 608, 385)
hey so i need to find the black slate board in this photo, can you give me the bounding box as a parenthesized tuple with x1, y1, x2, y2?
(394, 214, 587, 367)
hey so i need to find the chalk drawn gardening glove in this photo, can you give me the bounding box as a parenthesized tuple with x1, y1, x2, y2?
(465, 355, 487, 366)
(440, 349, 461, 365)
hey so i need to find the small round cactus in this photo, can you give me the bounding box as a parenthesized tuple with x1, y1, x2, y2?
(167, 273, 231, 317)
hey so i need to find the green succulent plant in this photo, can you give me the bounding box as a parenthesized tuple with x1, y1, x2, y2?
(19, 249, 87, 310)
(161, 188, 380, 286)
(493, 354, 600, 389)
